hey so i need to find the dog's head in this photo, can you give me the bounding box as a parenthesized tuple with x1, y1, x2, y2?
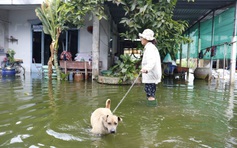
(102, 114, 122, 134)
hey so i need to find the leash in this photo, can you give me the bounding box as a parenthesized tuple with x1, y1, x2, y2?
(112, 72, 141, 113)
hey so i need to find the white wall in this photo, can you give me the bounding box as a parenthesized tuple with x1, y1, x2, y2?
(0, 10, 9, 50)
(0, 0, 43, 4)
(99, 18, 110, 70)
(79, 18, 93, 54)
(8, 8, 39, 72)
(79, 16, 111, 70)
(0, 10, 9, 63)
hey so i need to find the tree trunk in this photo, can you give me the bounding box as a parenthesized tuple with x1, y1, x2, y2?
(48, 41, 55, 79)
(54, 28, 62, 81)
(48, 28, 61, 80)
(54, 49, 61, 81)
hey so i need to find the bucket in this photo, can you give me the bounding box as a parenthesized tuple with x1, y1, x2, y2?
(2, 68, 16, 77)
(74, 73, 84, 81)
(164, 63, 176, 75)
(69, 71, 74, 81)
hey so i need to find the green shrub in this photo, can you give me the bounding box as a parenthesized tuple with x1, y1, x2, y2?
(109, 54, 141, 83)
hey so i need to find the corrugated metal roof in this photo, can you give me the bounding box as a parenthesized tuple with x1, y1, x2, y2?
(107, 0, 236, 33)
(173, 0, 235, 25)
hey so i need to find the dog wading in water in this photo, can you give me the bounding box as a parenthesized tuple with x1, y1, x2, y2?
(90, 99, 122, 135)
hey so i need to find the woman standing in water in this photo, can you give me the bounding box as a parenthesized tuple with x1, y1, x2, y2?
(139, 29, 162, 105)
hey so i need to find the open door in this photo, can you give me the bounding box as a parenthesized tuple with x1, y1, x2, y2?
(31, 25, 51, 73)
(31, 25, 78, 73)
(32, 29, 42, 73)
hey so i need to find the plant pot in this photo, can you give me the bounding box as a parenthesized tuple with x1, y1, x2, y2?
(2, 68, 16, 77)
(194, 67, 210, 79)
(74, 73, 84, 81)
(97, 75, 141, 84)
(101, 70, 112, 76)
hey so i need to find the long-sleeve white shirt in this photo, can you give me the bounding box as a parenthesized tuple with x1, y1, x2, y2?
(141, 42, 162, 84)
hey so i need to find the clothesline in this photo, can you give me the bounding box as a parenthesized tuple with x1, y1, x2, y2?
(198, 40, 237, 58)
(200, 40, 237, 51)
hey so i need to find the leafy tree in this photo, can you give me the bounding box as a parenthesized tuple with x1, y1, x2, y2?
(117, 0, 192, 60)
(35, 0, 106, 80)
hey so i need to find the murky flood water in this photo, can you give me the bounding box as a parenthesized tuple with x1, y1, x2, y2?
(0, 73, 237, 147)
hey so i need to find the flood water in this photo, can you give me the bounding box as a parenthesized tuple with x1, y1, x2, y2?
(0, 73, 237, 148)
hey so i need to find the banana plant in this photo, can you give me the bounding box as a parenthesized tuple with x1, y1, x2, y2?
(35, 0, 106, 80)
(35, 0, 65, 80)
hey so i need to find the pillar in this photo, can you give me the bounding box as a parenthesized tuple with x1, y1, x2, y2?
(92, 14, 100, 80)
(230, 1, 237, 85)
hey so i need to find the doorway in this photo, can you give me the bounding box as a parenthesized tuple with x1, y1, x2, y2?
(31, 25, 78, 73)
(31, 25, 51, 73)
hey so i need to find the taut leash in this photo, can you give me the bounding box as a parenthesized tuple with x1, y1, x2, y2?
(112, 72, 141, 113)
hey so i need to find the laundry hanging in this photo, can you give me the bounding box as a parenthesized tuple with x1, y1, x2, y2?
(211, 46, 217, 57)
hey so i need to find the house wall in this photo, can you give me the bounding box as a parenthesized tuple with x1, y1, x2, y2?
(0, 0, 43, 4)
(8, 8, 38, 72)
(0, 10, 9, 62)
(0, 4, 116, 72)
(79, 15, 115, 70)
(99, 18, 111, 70)
(79, 17, 93, 55)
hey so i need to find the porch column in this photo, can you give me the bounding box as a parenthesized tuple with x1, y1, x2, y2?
(209, 10, 215, 80)
(230, 1, 237, 85)
(187, 42, 190, 67)
(92, 14, 100, 80)
(230, 37, 236, 84)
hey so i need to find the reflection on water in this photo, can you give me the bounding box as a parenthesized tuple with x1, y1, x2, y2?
(0, 72, 237, 147)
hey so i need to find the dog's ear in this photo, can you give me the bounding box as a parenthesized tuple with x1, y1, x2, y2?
(102, 115, 109, 121)
(118, 116, 122, 122)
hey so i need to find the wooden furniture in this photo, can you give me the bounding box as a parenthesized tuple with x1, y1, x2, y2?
(59, 60, 92, 79)
(175, 66, 189, 73)
(173, 66, 189, 79)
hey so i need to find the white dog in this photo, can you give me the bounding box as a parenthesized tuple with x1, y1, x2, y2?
(90, 99, 122, 135)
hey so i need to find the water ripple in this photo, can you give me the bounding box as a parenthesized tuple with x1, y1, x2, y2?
(46, 129, 83, 141)
(0, 74, 237, 147)
(10, 134, 31, 144)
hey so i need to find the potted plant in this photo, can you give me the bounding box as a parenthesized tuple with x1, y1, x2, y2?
(1, 49, 16, 76)
(6, 49, 15, 63)
(98, 54, 141, 84)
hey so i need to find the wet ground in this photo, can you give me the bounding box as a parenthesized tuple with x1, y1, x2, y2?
(0, 73, 236, 147)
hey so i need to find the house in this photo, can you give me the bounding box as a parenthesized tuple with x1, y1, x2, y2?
(0, 0, 119, 76)
(0, 0, 236, 83)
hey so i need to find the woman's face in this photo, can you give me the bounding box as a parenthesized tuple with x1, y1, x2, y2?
(140, 37, 148, 46)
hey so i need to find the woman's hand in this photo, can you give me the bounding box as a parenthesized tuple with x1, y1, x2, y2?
(140, 69, 148, 73)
